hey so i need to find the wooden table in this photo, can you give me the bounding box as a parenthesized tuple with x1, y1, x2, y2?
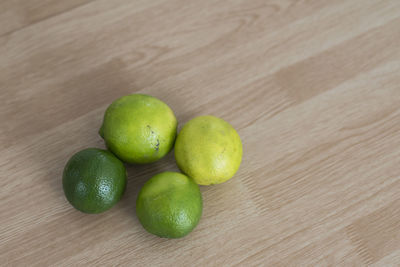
(1, 1, 400, 266)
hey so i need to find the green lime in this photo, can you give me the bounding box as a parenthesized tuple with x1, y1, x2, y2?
(174, 115, 242, 185)
(62, 148, 127, 214)
(99, 94, 177, 164)
(136, 172, 202, 238)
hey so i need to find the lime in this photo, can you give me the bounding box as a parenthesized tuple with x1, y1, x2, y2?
(136, 172, 202, 238)
(174, 115, 242, 185)
(62, 148, 127, 214)
(99, 94, 177, 164)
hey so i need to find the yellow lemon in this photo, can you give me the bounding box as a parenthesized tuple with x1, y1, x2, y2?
(174, 115, 242, 185)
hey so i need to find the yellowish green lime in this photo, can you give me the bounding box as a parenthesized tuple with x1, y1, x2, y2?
(136, 172, 202, 238)
(174, 115, 242, 185)
(99, 94, 177, 164)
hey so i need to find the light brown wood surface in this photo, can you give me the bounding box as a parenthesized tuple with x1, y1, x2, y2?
(1, 0, 400, 266)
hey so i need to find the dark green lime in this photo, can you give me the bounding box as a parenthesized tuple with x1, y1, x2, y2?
(63, 148, 127, 214)
(136, 171, 202, 238)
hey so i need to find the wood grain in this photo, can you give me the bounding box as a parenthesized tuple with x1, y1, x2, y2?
(1, 0, 400, 266)
(0, 0, 93, 36)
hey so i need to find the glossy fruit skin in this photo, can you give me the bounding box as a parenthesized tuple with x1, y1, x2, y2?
(174, 115, 242, 185)
(63, 148, 127, 214)
(99, 94, 177, 164)
(136, 172, 203, 238)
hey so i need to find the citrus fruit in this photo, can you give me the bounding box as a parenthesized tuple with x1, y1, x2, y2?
(174, 115, 242, 185)
(99, 94, 177, 164)
(136, 172, 202, 238)
(63, 148, 127, 214)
